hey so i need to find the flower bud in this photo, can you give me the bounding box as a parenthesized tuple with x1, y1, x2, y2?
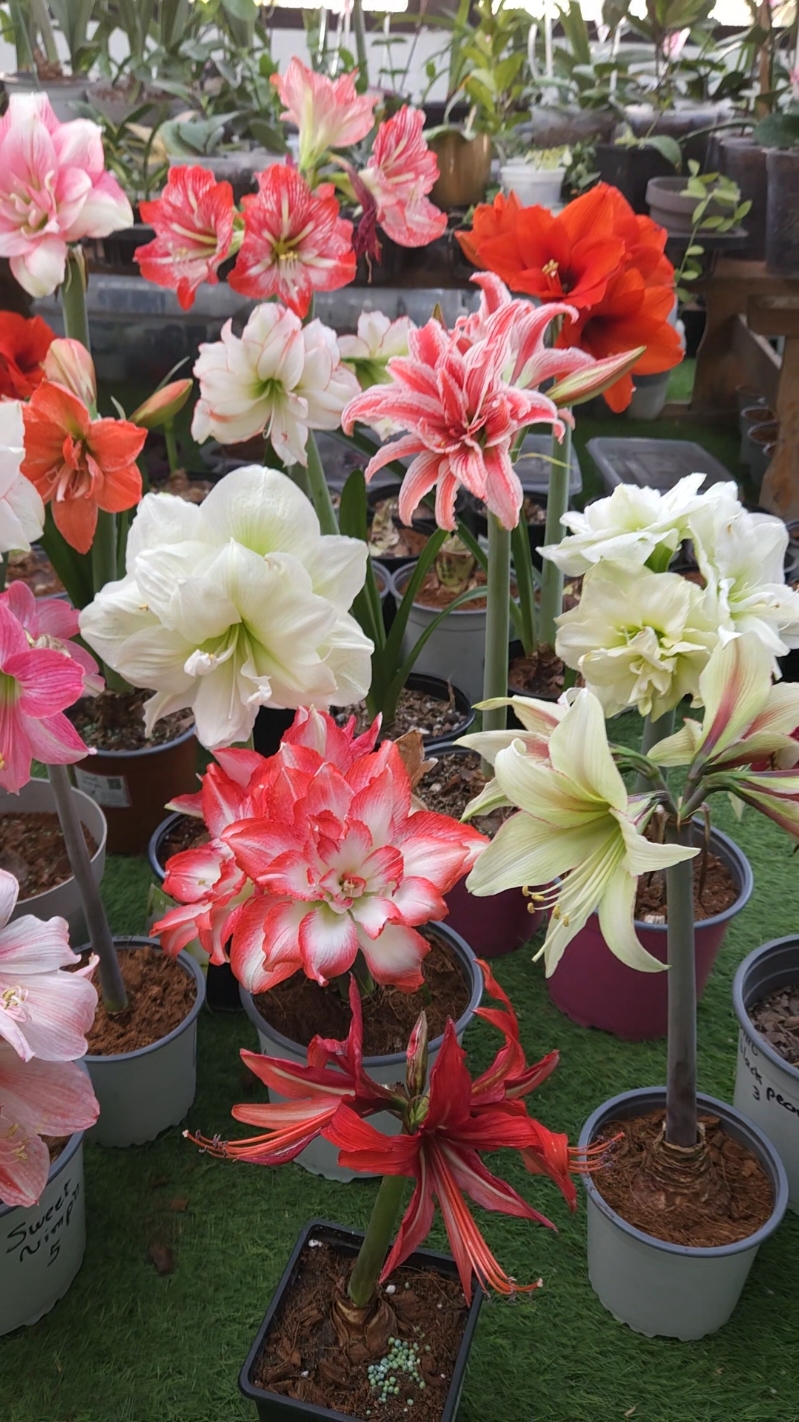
(405, 1011, 428, 1099)
(43, 338, 97, 409)
(130, 379, 193, 430)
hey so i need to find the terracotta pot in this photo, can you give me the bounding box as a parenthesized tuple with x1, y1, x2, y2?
(429, 131, 492, 210)
(547, 827, 753, 1040)
(73, 720, 197, 855)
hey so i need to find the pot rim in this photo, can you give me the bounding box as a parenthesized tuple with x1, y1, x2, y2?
(630, 825, 752, 935)
(393, 562, 489, 618)
(733, 934, 799, 1084)
(76, 719, 196, 761)
(239, 1217, 483, 1419)
(83, 937, 205, 1064)
(240, 921, 482, 1070)
(579, 1086, 788, 1257)
(0, 1129, 82, 1221)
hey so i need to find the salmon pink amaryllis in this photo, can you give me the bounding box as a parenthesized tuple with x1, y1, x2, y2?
(272, 59, 377, 175)
(0, 1047, 98, 1206)
(228, 164, 356, 319)
(136, 166, 237, 311)
(0, 94, 133, 298)
(0, 598, 92, 792)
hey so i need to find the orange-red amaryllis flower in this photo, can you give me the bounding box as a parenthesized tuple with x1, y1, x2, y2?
(0, 311, 55, 399)
(456, 183, 627, 311)
(559, 265, 683, 413)
(21, 382, 146, 553)
(600, 184, 675, 287)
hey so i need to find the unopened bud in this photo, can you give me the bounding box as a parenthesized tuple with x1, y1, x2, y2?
(130, 378, 193, 430)
(43, 338, 97, 409)
(405, 1011, 429, 1098)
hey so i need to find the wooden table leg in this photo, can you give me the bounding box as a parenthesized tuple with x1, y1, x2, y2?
(761, 335, 799, 520)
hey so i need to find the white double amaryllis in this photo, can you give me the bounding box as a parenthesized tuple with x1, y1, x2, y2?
(555, 563, 718, 720)
(0, 400, 44, 554)
(79, 467, 373, 749)
(465, 690, 698, 975)
(690, 500, 799, 658)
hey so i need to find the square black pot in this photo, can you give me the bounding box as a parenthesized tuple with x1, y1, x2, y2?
(239, 1219, 483, 1422)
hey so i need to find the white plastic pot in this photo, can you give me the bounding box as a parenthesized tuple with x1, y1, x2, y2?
(394, 564, 489, 706)
(0, 778, 107, 947)
(579, 1088, 788, 1340)
(734, 936, 799, 1213)
(239, 926, 482, 1182)
(85, 938, 206, 1148)
(499, 163, 565, 209)
(0, 1132, 86, 1336)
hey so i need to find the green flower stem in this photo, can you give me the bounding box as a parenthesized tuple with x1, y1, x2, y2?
(164, 422, 180, 475)
(305, 430, 339, 535)
(636, 707, 675, 793)
(665, 819, 698, 1148)
(352, 0, 370, 89)
(348, 1172, 408, 1309)
(287, 462, 312, 502)
(48, 765, 127, 1013)
(61, 249, 92, 354)
(538, 421, 572, 648)
(482, 513, 511, 735)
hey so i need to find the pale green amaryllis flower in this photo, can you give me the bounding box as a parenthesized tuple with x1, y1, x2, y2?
(79, 466, 373, 750)
(689, 501, 799, 660)
(465, 691, 699, 976)
(555, 563, 717, 721)
(458, 693, 568, 817)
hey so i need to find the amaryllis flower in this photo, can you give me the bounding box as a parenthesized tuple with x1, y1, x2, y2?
(339, 311, 415, 389)
(689, 499, 799, 659)
(272, 59, 377, 173)
(21, 380, 146, 553)
(137, 166, 236, 311)
(192, 302, 360, 459)
(228, 164, 356, 319)
(342, 304, 566, 530)
(0, 579, 103, 695)
(0, 311, 54, 399)
(0, 400, 45, 555)
(359, 106, 447, 248)
(0, 599, 89, 792)
(42, 337, 97, 409)
(557, 265, 683, 412)
(0, 869, 97, 1062)
(0, 93, 133, 297)
(0, 1046, 99, 1206)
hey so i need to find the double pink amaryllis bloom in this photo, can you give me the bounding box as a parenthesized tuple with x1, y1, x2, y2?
(191, 961, 602, 1302)
(137, 166, 237, 311)
(0, 1046, 99, 1207)
(0, 93, 132, 298)
(0, 597, 94, 793)
(272, 60, 377, 174)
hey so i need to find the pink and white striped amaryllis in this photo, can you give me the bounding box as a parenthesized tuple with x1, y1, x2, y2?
(0, 870, 97, 1063)
(137, 166, 237, 311)
(358, 106, 447, 249)
(0, 599, 91, 793)
(0, 579, 102, 695)
(0, 94, 133, 298)
(342, 298, 570, 531)
(222, 738, 487, 992)
(0, 1047, 98, 1206)
(272, 59, 377, 175)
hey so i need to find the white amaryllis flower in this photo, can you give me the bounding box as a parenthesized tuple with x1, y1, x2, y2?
(0, 401, 44, 554)
(465, 690, 699, 975)
(690, 501, 799, 658)
(79, 466, 373, 749)
(541, 474, 737, 575)
(339, 311, 415, 389)
(191, 304, 360, 464)
(555, 564, 718, 720)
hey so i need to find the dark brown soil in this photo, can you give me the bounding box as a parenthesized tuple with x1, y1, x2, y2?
(634, 848, 738, 924)
(85, 946, 196, 1055)
(749, 983, 799, 1067)
(160, 815, 209, 865)
(418, 751, 510, 839)
(150, 469, 214, 504)
(508, 644, 566, 699)
(592, 1110, 774, 1247)
(368, 497, 431, 560)
(71, 691, 195, 752)
(0, 812, 97, 897)
(251, 1239, 470, 1421)
(7, 546, 64, 598)
(336, 685, 468, 743)
(254, 932, 470, 1056)
(45, 1135, 71, 1164)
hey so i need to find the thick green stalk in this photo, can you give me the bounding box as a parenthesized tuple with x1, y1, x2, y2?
(352, 0, 370, 89)
(286, 461, 312, 502)
(348, 1173, 407, 1309)
(305, 431, 339, 535)
(48, 765, 127, 1012)
(61, 250, 91, 352)
(665, 820, 698, 1148)
(164, 422, 180, 475)
(636, 706, 675, 792)
(481, 513, 511, 734)
(91, 509, 118, 595)
(538, 422, 572, 648)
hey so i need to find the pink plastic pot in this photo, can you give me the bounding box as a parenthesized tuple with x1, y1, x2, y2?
(546, 828, 752, 1041)
(443, 875, 543, 958)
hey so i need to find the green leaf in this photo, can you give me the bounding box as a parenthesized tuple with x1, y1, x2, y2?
(641, 134, 682, 170)
(753, 112, 799, 150)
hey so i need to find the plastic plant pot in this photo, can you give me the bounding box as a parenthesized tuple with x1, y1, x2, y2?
(84, 937, 206, 1147)
(72, 719, 197, 856)
(595, 142, 676, 214)
(395, 564, 489, 707)
(733, 935, 799, 1213)
(765, 149, 799, 277)
(239, 1219, 483, 1422)
(0, 1132, 86, 1337)
(393, 672, 475, 754)
(547, 827, 752, 1041)
(239, 924, 482, 1182)
(499, 162, 565, 209)
(579, 1088, 788, 1340)
(0, 777, 106, 948)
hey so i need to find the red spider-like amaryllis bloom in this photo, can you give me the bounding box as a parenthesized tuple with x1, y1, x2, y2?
(21, 381, 146, 553)
(0, 311, 55, 399)
(137, 166, 236, 311)
(228, 164, 356, 318)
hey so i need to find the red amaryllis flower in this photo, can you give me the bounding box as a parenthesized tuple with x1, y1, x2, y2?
(228, 164, 356, 318)
(558, 265, 683, 413)
(0, 311, 54, 399)
(137, 166, 236, 311)
(21, 381, 146, 553)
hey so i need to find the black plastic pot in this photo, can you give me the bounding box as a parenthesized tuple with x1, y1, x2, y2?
(765, 149, 799, 277)
(388, 672, 475, 753)
(719, 138, 767, 261)
(239, 1219, 483, 1421)
(466, 491, 548, 567)
(595, 143, 676, 214)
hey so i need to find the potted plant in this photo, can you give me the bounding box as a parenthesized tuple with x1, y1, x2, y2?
(733, 935, 799, 1212)
(595, 128, 682, 214)
(464, 626, 799, 1338)
(150, 705, 488, 1180)
(646, 162, 750, 235)
(0, 0, 92, 120)
(499, 146, 570, 210)
(186, 957, 605, 1417)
